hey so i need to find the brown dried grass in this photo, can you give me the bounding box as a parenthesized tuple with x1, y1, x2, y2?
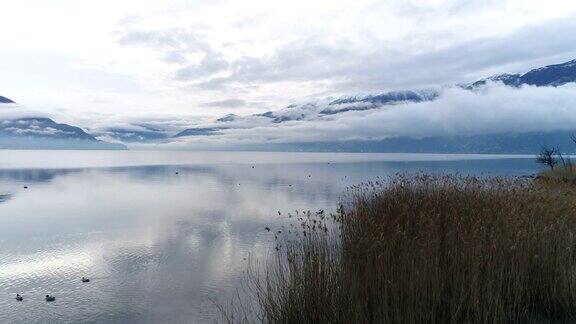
(226, 174, 576, 323)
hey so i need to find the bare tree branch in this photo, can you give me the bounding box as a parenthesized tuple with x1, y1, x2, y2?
(536, 146, 558, 170)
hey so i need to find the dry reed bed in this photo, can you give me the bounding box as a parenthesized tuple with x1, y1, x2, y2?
(227, 174, 576, 323)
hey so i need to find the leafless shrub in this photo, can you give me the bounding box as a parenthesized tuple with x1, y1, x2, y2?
(536, 146, 558, 170)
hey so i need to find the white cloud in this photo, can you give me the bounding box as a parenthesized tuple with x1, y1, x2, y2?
(201, 99, 246, 108)
(0, 104, 49, 120)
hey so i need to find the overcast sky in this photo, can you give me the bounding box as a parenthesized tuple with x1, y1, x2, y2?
(1, 0, 576, 131)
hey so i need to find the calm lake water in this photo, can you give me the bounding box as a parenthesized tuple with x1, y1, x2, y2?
(0, 150, 539, 323)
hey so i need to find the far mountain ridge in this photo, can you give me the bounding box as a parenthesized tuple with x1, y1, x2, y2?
(2, 58, 576, 152)
(166, 58, 576, 153)
(0, 114, 126, 150)
(179, 58, 576, 134)
(0, 96, 15, 104)
(60, 58, 576, 145)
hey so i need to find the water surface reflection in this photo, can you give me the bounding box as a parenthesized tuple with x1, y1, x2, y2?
(0, 156, 539, 323)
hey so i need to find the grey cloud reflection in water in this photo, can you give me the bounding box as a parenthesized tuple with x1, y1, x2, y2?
(0, 156, 541, 322)
(0, 162, 348, 322)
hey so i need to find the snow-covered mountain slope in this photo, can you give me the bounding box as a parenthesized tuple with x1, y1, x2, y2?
(469, 59, 576, 88)
(173, 89, 440, 138)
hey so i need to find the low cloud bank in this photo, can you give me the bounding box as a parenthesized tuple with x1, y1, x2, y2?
(0, 104, 49, 120)
(167, 83, 576, 147)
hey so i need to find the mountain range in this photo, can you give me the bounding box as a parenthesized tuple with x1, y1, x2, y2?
(166, 58, 576, 153)
(2, 58, 576, 152)
(167, 60, 574, 137)
(0, 102, 126, 150)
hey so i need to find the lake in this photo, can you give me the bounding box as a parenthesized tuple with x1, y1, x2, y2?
(0, 150, 539, 323)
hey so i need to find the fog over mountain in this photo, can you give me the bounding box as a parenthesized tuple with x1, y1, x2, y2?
(2, 58, 576, 152)
(0, 100, 126, 150)
(150, 59, 576, 153)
